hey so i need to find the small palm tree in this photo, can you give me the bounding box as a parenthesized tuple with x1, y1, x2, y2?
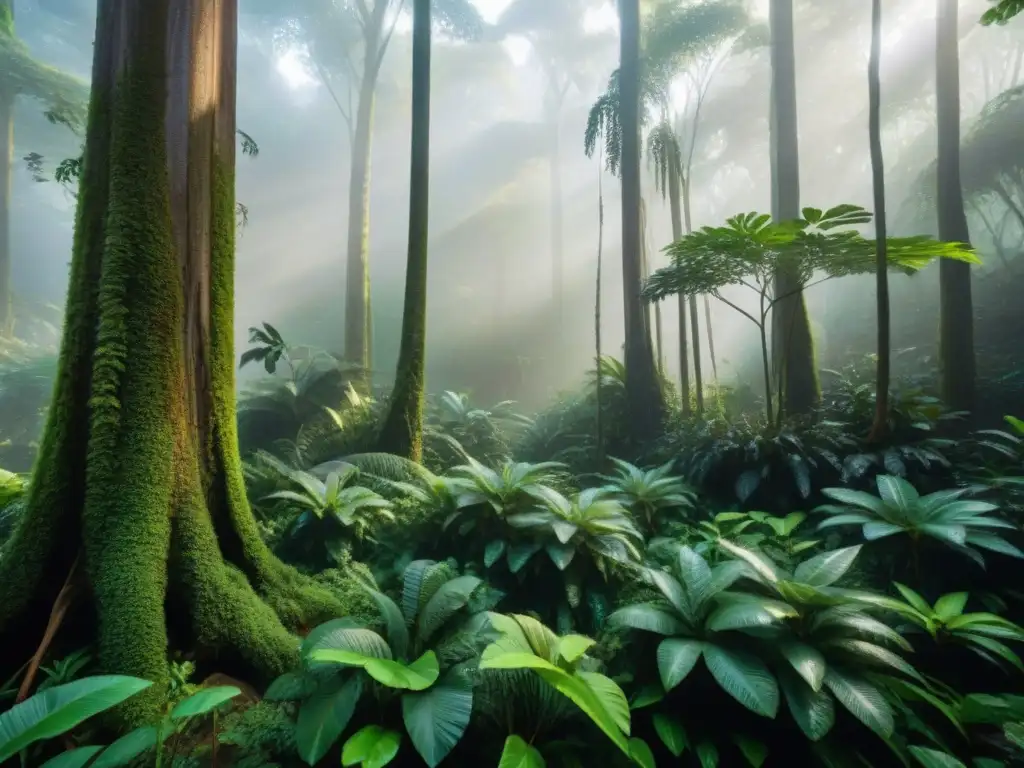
(597, 457, 696, 532)
(264, 463, 394, 568)
(851, 583, 1024, 673)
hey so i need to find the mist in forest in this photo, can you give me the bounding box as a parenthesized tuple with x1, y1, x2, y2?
(7, 0, 1022, 409)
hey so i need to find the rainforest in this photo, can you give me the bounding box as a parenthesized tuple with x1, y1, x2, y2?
(0, 0, 1023, 765)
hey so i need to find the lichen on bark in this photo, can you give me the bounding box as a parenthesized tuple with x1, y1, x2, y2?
(0, 0, 347, 725)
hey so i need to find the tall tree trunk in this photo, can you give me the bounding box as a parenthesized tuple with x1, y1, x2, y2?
(689, 294, 704, 413)
(868, 0, 890, 443)
(0, 0, 342, 725)
(668, 158, 690, 414)
(618, 0, 664, 439)
(936, 0, 975, 413)
(343, 5, 389, 384)
(680, 175, 704, 413)
(0, 83, 12, 338)
(377, 0, 430, 461)
(769, 0, 818, 419)
(704, 296, 718, 384)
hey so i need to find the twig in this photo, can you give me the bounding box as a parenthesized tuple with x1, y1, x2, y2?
(17, 554, 82, 702)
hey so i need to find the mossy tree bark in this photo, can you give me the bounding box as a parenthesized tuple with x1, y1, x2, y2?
(377, 0, 431, 462)
(935, 0, 975, 413)
(0, 0, 343, 725)
(618, 0, 665, 441)
(768, 0, 819, 419)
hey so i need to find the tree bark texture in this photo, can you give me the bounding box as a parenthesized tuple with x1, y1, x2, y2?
(769, 0, 818, 418)
(935, 0, 975, 412)
(377, 0, 430, 461)
(0, 0, 344, 724)
(618, 0, 664, 440)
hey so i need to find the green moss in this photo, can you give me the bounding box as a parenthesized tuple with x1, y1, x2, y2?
(1, 2, 350, 727)
(0, 13, 111, 676)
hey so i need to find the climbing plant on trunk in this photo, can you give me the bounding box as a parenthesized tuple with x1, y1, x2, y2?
(0, 0, 86, 338)
(0, 0, 344, 725)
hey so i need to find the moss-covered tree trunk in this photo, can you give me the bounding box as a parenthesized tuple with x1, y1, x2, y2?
(343, 2, 390, 384)
(0, 0, 342, 724)
(377, 0, 431, 461)
(0, 81, 12, 338)
(935, 0, 975, 413)
(618, 0, 665, 440)
(768, 0, 819, 419)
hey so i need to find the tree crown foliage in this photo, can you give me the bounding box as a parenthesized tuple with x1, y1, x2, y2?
(642, 204, 981, 302)
(583, 0, 760, 176)
(0, 5, 87, 130)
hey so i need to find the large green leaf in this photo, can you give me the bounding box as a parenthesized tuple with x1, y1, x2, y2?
(576, 671, 631, 735)
(703, 645, 779, 718)
(90, 725, 163, 767)
(296, 675, 364, 766)
(657, 638, 704, 691)
(479, 645, 631, 754)
(706, 596, 796, 631)
(303, 624, 392, 663)
(40, 747, 105, 768)
(498, 735, 545, 767)
(341, 725, 402, 768)
(401, 672, 474, 767)
(609, 604, 686, 635)
(652, 713, 688, 756)
(417, 575, 482, 645)
(793, 546, 861, 588)
(907, 746, 967, 768)
(819, 488, 887, 515)
(309, 649, 440, 691)
(0, 676, 153, 763)
(822, 669, 893, 737)
(364, 588, 411, 660)
(876, 475, 918, 511)
(779, 641, 826, 692)
(734, 734, 768, 767)
(778, 667, 835, 741)
(170, 686, 241, 720)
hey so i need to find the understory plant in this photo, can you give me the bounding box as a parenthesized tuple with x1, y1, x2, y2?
(816, 474, 1023, 568)
(270, 560, 496, 767)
